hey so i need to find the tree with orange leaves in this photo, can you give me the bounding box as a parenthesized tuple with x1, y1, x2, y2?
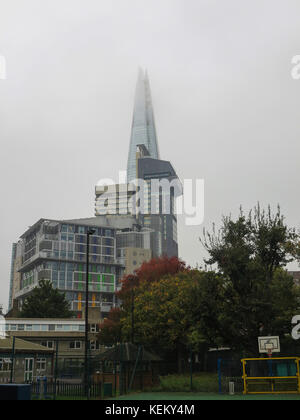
(98, 257, 188, 346)
(98, 308, 123, 346)
(117, 256, 188, 301)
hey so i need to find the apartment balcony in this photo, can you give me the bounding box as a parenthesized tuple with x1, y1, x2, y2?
(14, 284, 37, 299)
(100, 304, 113, 313)
(20, 252, 46, 272)
(20, 251, 124, 272)
(82, 284, 115, 293)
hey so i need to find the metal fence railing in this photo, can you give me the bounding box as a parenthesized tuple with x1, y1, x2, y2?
(31, 380, 101, 400)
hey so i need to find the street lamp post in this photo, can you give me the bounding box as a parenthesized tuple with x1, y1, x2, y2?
(85, 228, 95, 399)
(131, 287, 134, 345)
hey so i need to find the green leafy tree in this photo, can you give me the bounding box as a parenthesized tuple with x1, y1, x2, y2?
(201, 205, 300, 355)
(20, 280, 73, 318)
(98, 257, 190, 371)
(119, 270, 221, 372)
(294, 239, 300, 263)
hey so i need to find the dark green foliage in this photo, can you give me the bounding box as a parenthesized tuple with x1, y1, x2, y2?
(20, 280, 73, 319)
(201, 205, 300, 355)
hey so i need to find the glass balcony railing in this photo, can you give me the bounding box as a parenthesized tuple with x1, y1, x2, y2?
(21, 251, 120, 267)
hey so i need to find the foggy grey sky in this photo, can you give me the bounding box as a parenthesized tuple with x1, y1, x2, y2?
(0, 0, 300, 310)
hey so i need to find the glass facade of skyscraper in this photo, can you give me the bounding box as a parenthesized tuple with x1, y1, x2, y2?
(127, 69, 160, 182)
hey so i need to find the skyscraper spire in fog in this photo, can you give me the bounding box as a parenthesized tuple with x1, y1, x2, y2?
(127, 69, 160, 181)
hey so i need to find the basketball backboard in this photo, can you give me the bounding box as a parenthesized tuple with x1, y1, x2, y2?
(258, 336, 280, 354)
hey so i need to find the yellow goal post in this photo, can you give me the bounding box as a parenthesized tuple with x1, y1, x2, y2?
(241, 357, 300, 395)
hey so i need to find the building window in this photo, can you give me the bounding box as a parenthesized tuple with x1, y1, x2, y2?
(89, 341, 99, 351)
(41, 341, 54, 349)
(90, 324, 97, 333)
(36, 358, 47, 372)
(0, 359, 12, 372)
(70, 341, 82, 350)
(63, 325, 72, 331)
(61, 225, 68, 233)
(33, 325, 41, 332)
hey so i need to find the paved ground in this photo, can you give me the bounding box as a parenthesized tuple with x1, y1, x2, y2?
(114, 392, 300, 401)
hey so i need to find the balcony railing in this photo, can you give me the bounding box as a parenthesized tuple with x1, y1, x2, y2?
(15, 284, 36, 299)
(100, 304, 113, 313)
(21, 251, 123, 270)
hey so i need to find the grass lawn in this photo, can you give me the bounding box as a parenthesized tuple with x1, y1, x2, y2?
(114, 392, 300, 401)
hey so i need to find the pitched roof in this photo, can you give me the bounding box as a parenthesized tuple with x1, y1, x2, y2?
(0, 337, 53, 353)
(97, 343, 162, 362)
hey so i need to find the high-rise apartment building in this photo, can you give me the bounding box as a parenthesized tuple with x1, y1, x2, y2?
(9, 216, 151, 316)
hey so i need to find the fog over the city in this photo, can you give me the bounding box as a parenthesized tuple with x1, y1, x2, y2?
(0, 0, 300, 310)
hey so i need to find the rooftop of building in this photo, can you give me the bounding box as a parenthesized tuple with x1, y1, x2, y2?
(0, 337, 54, 353)
(20, 216, 138, 239)
(5, 317, 84, 323)
(95, 183, 137, 193)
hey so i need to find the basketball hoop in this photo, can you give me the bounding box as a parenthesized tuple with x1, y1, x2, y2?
(265, 343, 274, 358)
(258, 336, 280, 357)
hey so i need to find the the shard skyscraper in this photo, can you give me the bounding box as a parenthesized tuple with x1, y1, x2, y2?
(96, 69, 181, 258)
(126, 69, 181, 258)
(127, 69, 160, 182)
